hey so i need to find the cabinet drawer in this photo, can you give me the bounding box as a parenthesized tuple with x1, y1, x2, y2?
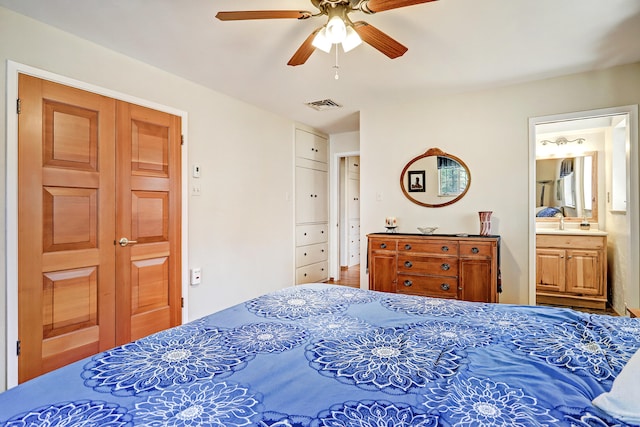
(349, 219, 360, 236)
(296, 261, 328, 284)
(536, 234, 605, 250)
(397, 274, 459, 298)
(397, 256, 458, 276)
(460, 242, 493, 258)
(296, 224, 328, 246)
(397, 240, 459, 256)
(369, 238, 397, 252)
(296, 243, 328, 268)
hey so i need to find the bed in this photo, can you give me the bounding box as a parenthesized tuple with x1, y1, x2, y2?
(1, 283, 639, 426)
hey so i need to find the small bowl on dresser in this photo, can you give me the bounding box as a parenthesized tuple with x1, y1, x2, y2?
(417, 226, 438, 235)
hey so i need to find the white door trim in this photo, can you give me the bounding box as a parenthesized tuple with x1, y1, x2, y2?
(329, 150, 360, 284)
(5, 60, 190, 389)
(528, 104, 639, 308)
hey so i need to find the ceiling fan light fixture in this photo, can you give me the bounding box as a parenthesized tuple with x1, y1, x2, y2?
(341, 26, 362, 52)
(312, 28, 332, 53)
(325, 15, 347, 44)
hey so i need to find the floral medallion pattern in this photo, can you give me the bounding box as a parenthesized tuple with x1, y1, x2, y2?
(422, 376, 558, 426)
(82, 327, 252, 396)
(381, 294, 485, 318)
(307, 326, 461, 393)
(1, 401, 132, 427)
(510, 320, 621, 382)
(472, 309, 545, 340)
(588, 315, 640, 359)
(408, 320, 493, 349)
(224, 322, 308, 354)
(246, 288, 348, 320)
(132, 381, 260, 426)
(312, 401, 438, 427)
(1, 284, 634, 427)
(300, 314, 374, 339)
(322, 287, 378, 305)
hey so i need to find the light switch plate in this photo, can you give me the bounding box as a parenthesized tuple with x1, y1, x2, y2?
(191, 268, 201, 285)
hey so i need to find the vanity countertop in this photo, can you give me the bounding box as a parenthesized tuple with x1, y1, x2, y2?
(536, 228, 607, 236)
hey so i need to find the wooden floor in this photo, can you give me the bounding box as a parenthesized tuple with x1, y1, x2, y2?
(326, 265, 360, 288)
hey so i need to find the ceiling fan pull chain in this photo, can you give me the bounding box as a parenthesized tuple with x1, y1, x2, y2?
(333, 46, 340, 80)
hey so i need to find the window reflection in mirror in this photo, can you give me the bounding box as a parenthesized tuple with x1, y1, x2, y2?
(400, 148, 471, 208)
(535, 151, 597, 222)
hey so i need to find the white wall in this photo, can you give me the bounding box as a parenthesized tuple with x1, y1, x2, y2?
(360, 62, 640, 305)
(0, 7, 295, 391)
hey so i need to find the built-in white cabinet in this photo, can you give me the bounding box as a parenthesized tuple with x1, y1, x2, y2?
(295, 128, 329, 284)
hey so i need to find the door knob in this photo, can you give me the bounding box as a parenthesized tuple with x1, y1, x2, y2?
(118, 237, 138, 247)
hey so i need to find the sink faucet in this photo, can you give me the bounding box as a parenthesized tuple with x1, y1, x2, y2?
(558, 216, 564, 230)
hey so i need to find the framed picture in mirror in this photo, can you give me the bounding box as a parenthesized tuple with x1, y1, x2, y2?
(407, 170, 425, 192)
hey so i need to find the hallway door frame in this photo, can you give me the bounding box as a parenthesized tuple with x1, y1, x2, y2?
(329, 150, 360, 285)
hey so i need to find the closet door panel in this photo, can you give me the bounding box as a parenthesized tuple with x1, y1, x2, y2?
(18, 74, 116, 383)
(115, 101, 182, 345)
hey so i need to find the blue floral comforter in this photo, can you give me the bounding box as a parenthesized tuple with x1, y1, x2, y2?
(1, 284, 639, 426)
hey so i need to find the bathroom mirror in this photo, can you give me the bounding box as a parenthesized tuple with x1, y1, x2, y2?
(400, 148, 471, 208)
(535, 151, 597, 222)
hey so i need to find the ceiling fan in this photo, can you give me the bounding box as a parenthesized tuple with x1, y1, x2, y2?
(216, 0, 438, 66)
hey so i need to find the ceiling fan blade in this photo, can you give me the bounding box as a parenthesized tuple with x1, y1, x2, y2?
(363, 0, 437, 13)
(353, 21, 407, 59)
(216, 10, 312, 21)
(287, 28, 322, 66)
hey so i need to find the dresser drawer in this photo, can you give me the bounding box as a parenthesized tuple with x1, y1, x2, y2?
(460, 242, 493, 258)
(369, 237, 397, 252)
(397, 240, 459, 256)
(296, 261, 328, 284)
(397, 256, 458, 276)
(397, 274, 459, 298)
(296, 243, 328, 268)
(296, 224, 328, 246)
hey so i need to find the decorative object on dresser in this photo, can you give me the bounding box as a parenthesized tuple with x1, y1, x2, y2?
(400, 148, 471, 208)
(478, 211, 493, 236)
(417, 226, 438, 235)
(536, 232, 607, 310)
(384, 216, 397, 233)
(367, 233, 500, 303)
(295, 128, 329, 284)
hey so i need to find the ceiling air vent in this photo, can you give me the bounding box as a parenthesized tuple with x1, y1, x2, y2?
(305, 99, 343, 111)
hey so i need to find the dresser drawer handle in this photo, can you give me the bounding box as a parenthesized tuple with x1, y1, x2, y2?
(404, 244, 412, 250)
(471, 247, 479, 254)
(440, 283, 450, 291)
(380, 243, 387, 249)
(304, 252, 307, 256)
(441, 263, 450, 271)
(441, 246, 449, 252)
(403, 280, 413, 287)
(404, 261, 413, 268)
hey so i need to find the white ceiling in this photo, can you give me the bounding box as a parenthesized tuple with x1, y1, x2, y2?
(2, 0, 640, 134)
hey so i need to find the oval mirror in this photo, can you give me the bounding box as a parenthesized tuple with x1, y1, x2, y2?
(400, 148, 471, 208)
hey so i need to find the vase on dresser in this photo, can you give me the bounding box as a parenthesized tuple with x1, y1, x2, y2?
(478, 211, 493, 236)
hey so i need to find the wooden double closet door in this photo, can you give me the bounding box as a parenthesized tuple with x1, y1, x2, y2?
(18, 75, 182, 383)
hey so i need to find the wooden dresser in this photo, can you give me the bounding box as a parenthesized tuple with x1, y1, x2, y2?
(367, 233, 500, 303)
(535, 232, 607, 310)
